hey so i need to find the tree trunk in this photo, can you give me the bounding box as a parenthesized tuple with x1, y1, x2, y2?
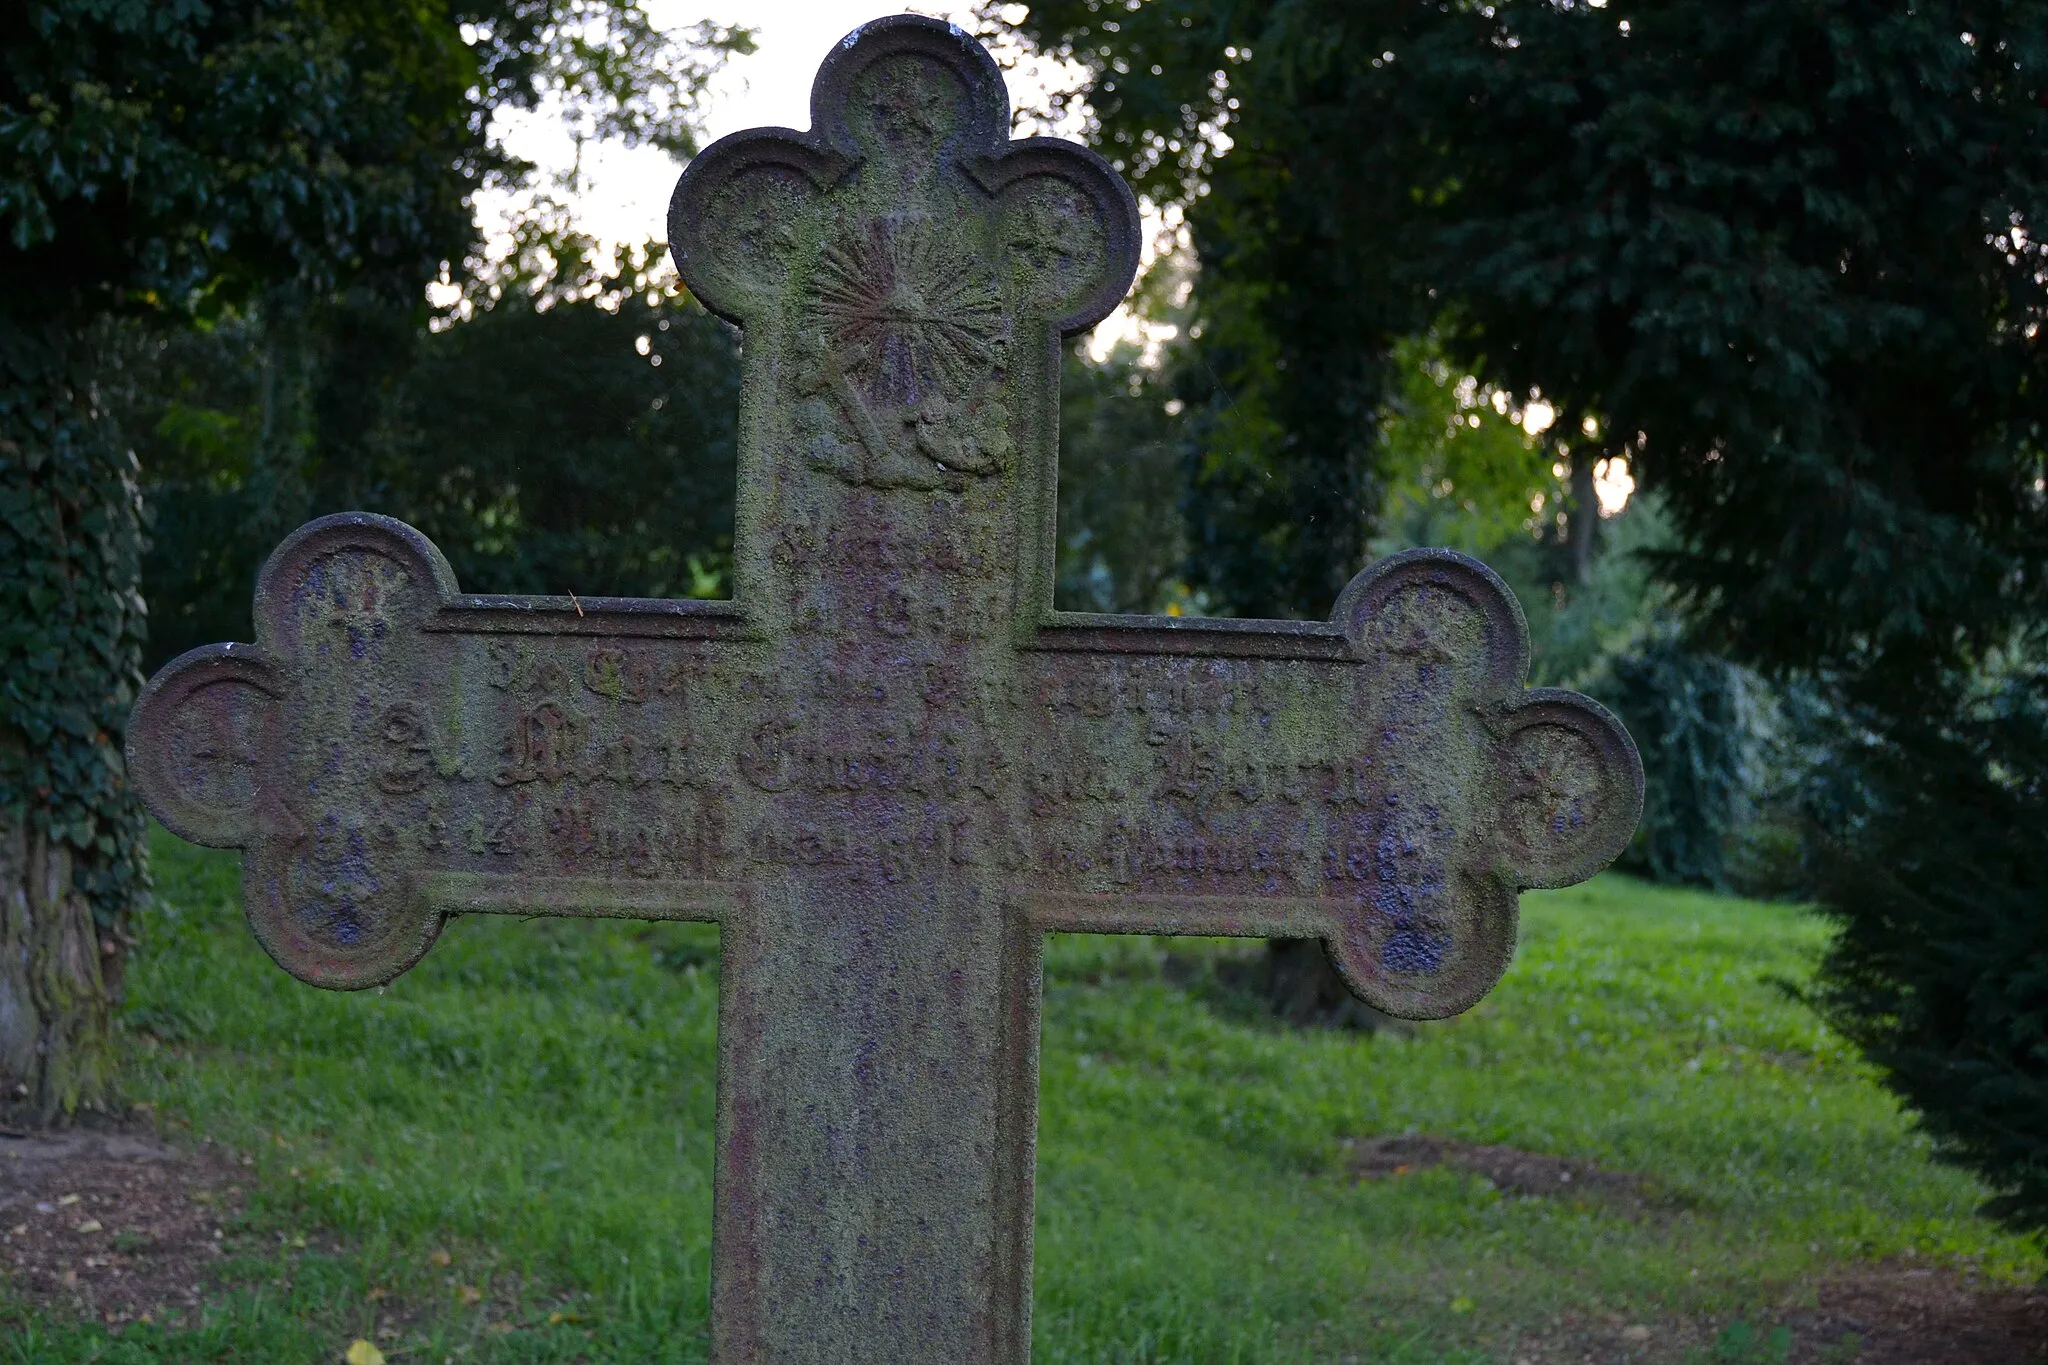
(0, 817, 117, 1121)
(1567, 445, 1600, 584)
(0, 313, 149, 1126)
(1264, 938, 1412, 1033)
(252, 287, 314, 541)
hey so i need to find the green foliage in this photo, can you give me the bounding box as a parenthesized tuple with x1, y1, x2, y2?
(999, 0, 2048, 1228)
(1, 1, 470, 310)
(0, 321, 147, 930)
(2, 2, 747, 316)
(389, 261, 740, 602)
(1369, 333, 1663, 684)
(1381, 2, 2048, 690)
(1370, 334, 1563, 563)
(1167, 275, 1388, 618)
(996, 0, 1438, 618)
(1808, 683, 2048, 1237)
(495, 8, 751, 160)
(1593, 630, 1761, 890)
(1003, 0, 2048, 685)
(1, 0, 492, 944)
(1, 0, 746, 989)
(1055, 340, 1195, 614)
(1368, 339, 1768, 889)
(16, 831, 2029, 1358)
(123, 248, 742, 666)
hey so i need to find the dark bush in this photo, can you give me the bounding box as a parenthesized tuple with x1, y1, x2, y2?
(1593, 630, 1759, 890)
(127, 280, 741, 669)
(1809, 684, 2048, 1234)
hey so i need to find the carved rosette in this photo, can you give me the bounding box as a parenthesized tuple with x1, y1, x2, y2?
(813, 217, 1004, 401)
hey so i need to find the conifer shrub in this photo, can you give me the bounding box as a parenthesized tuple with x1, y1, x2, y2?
(1809, 688, 2048, 1234)
(1594, 632, 1758, 890)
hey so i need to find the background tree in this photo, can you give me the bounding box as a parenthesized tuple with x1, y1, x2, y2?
(1055, 339, 1198, 615)
(125, 233, 744, 670)
(1364, 336, 1772, 887)
(0, 0, 743, 1121)
(996, 0, 2048, 1225)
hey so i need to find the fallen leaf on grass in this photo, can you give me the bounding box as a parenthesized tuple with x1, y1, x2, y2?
(457, 1284, 483, 1305)
(1450, 1296, 1476, 1314)
(344, 1340, 385, 1365)
(428, 1248, 451, 1267)
(548, 1311, 586, 1325)
(365, 1286, 388, 1302)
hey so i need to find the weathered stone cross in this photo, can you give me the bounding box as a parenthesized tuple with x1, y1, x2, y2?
(127, 17, 1642, 1363)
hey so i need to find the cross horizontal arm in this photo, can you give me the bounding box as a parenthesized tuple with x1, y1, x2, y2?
(129, 513, 760, 989)
(1005, 550, 1641, 1020)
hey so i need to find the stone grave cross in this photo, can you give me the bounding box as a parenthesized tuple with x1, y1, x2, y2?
(127, 17, 1643, 1364)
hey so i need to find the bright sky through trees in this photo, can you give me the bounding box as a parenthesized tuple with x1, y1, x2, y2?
(467, 2, 1637, 511)
(478, 3, 1069, 252)
(469, 3, 1169, 347)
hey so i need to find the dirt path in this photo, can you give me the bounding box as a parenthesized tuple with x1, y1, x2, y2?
(1505, 1270, 2048, 1363)
(1348, 1134, 2048, 1364)
(6, 1122, 2044, 1359)
(0, 1119, 249, 1331)
(1778, 1266, 2048, 1364)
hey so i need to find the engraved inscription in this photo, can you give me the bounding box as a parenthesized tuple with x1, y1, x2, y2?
(736, 711, 1006, 799)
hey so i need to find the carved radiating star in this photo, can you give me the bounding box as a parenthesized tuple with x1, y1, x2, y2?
(813, 218, 1004, 402)
(868, 59, 949, 139)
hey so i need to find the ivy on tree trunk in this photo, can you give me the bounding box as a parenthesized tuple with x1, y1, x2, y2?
(0, 315, 148, 1123)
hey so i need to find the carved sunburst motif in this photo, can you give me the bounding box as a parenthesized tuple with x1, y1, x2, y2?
(812, 219, 1004, 401)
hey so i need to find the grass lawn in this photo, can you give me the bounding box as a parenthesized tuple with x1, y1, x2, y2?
(3, 828, 2037, 1363)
